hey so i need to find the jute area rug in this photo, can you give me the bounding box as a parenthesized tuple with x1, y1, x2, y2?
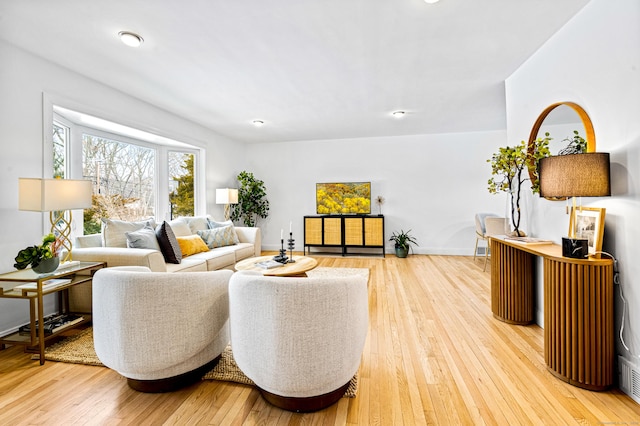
(37, 267, 369, 398)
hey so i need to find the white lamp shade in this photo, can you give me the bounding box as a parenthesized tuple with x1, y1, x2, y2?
(216, 188, 238, 205)
(19, 178, 93, 212)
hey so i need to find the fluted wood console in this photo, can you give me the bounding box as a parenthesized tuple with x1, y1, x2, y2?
(490, 237, 614, 390)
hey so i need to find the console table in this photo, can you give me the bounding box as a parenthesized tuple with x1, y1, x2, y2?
(303, 215, 385, 257)
(490, 237, 614, 390)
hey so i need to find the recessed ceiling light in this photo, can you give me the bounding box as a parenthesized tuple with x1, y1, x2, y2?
(424, 0, 440, 3)
(118, 31, 144, 48)
(252, 120, 265, 127)
(391, 111, 406, 118)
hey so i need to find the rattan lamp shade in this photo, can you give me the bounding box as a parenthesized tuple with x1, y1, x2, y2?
(538, 153, 611, 198)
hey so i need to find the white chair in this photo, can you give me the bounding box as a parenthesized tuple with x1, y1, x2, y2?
(92, 266, 233, 392)
(480, 217, 508, 271)
(228, 270, 369, 412)
(474, 213, 498, 261)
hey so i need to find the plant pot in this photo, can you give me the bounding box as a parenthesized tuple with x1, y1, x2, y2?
(32, 257, 60, 274)
(395, 245, 409, 258)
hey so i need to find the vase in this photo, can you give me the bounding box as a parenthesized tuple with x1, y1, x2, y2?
(506, 187, 528, 237)
(32, 257, 60, 274)
(395, 245, 409, 258)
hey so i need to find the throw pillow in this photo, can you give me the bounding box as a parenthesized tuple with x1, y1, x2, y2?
(156, 221, 182, 264)
(176, 235, 210, 257)
(125, 225, 161, 251)
(198, 225, 238, 249)
(102, 218, 157, 248)
(207, 219, 240, 244)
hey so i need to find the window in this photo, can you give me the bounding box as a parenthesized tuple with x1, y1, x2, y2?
(49, 104, 203, 235)
(82, 134, 156, 234)
(52, 121, 69, 178)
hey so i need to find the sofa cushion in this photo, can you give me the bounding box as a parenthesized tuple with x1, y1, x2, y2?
(125, 224, 161, 251)
(180, 216, 212, 234)
(102, 218, 156, 248)
(176, 234, 210, 257)
(156, 221, 182, 264)
(198, 225, 238, 249)
(168, 218, 192, 237)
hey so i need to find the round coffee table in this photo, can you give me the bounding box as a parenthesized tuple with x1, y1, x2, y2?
(234, 255, 318, 277)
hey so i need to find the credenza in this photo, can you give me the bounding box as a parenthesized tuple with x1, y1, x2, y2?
(490, 237, 614, 390)
(303, 215, 385, 257)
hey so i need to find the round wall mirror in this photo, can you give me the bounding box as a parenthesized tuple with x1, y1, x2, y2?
(527, 102, 596, 200)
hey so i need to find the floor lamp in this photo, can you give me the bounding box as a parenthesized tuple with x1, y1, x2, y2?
(216, 188, 238, 221)
(19, 178, 93, 264)
(538, 152, 610, 258)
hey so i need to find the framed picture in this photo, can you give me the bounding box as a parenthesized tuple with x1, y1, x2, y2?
(568, 206, 606, 256)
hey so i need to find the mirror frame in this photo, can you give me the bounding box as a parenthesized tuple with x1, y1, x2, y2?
(527, 101, 596, 200)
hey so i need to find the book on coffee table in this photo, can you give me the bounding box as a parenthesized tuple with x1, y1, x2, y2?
(255, 260, 282, 269)
(504, 236, 553, 245)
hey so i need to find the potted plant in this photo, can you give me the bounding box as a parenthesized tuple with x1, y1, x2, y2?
(487, 135, 551, 236)
(389, 229, 417, 258)
(14, 233, 62, 273)
(230, 171, 270, 227)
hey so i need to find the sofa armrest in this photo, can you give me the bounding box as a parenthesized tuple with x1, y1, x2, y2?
(234, 227, 262, 257)
(72, 247, 168, 272)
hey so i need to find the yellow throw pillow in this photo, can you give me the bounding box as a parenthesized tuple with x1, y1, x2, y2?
(176, 235, 210, 257)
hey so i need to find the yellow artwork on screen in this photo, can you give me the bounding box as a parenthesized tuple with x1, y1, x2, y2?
(316, 182, 371, 214)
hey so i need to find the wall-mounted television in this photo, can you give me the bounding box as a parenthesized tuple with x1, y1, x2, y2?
(316, 182, 371, 215)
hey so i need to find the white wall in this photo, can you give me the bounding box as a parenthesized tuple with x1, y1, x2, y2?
(506, 0, 640, 365)
(0, 40, 246, 333)
(245, 130, 507, 254)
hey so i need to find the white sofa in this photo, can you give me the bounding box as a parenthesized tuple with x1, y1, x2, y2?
(68, 216, 260, 312)
(228, 270, 369, 412)
(92, 266, 232, 392)
(72, 217, 261, 273)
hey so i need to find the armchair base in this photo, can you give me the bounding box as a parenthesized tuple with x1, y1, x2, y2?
(259, 381, 351, 413)
(127, 354, 222, 393)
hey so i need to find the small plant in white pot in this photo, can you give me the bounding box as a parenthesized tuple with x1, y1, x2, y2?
(389, 229, 417, 258)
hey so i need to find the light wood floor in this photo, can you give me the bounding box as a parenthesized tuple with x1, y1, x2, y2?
(1, 255, 639, 425)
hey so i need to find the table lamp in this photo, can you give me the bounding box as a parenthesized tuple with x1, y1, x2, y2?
(216, 188, 238, 221)
(538, 152, 610, 258)
(19, 178, 93, 263)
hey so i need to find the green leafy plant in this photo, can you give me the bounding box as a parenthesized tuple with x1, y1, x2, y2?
(230, 171, 270, 227)
(487, 134, 551, 236)
(558, 130, 587, 155)
(389, 229, 418, 251)
(14, 234, 61, 270)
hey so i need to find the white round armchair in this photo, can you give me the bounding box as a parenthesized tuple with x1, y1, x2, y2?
(92, 266, 232, 392)
(228, 270, 369, 412)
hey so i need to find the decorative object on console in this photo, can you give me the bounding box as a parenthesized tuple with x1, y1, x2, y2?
(389, 229, 417, 258)
(18, 178, 93, 263)
(216, 188, 238, 221)
(487, 136, 551, 237)
(538, 152, 610, 258)
(230, 171, 270, 227)
(375, 195, 385, 215)
(14, 233, 62, 273)
(316, 182, 371, 215)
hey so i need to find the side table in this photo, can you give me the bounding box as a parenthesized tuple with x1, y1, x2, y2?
(0, 261, 106, 364)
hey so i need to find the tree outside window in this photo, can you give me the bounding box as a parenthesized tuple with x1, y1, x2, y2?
(168, 152, 195, 219)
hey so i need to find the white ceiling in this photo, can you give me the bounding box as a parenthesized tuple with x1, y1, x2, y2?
(0, 0, 590, 144)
